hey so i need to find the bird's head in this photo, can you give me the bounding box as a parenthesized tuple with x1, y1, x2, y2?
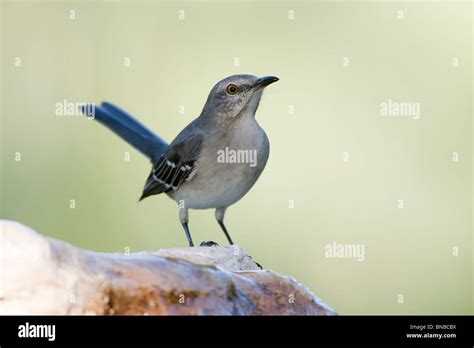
(201, 74, 279, 121)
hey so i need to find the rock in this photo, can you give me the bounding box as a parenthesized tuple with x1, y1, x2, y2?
(154, 246, 261, 271)
(0, 220, 336, 315)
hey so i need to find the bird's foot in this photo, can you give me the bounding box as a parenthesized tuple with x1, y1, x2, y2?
(253, 260, 263, 269)
(199, 240, 219, 247)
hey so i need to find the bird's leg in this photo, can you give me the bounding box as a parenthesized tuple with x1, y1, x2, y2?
(214, 208, 263, 268)
(215, 208, 234, 245)
(218, 221, 234, 245)
(179, 206, 194, 247)
(181, 223, 194, 247)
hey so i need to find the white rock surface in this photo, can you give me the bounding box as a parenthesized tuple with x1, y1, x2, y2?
(0, 220, 336, 315)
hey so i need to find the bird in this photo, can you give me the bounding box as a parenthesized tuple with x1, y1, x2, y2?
(80, 74, 278, 247)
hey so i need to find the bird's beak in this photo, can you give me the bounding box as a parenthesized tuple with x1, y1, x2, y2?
(254, 76, 279, 89)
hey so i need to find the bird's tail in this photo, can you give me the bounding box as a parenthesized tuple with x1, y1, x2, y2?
(80, 102, 169, 163)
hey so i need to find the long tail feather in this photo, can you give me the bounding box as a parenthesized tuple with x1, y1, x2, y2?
(81, 102, 168, 163)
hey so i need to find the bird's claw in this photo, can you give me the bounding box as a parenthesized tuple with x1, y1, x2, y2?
(248, 255, 263, 269)
(200, 240, 219, 247)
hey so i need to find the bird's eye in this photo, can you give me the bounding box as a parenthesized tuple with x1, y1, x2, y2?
(226, 84, 239, 95)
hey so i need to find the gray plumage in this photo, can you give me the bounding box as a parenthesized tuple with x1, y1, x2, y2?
(82, 74, 278, 246)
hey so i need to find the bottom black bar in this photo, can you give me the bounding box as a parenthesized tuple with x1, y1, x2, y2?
(0, 315, 472, 346)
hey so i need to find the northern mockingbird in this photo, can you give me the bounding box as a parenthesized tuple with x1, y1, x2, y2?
(81, 74, 278, 247)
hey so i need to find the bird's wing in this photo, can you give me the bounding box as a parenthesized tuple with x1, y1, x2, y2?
(140, 129, 204, 200)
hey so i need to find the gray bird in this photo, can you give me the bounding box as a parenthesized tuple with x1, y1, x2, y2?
(81, 74, 278, 246)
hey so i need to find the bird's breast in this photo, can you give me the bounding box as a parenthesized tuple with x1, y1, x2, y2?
(168, 117, 269, 209)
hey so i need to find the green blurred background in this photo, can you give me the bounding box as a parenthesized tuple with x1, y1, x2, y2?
(1, 0, 472, 314)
